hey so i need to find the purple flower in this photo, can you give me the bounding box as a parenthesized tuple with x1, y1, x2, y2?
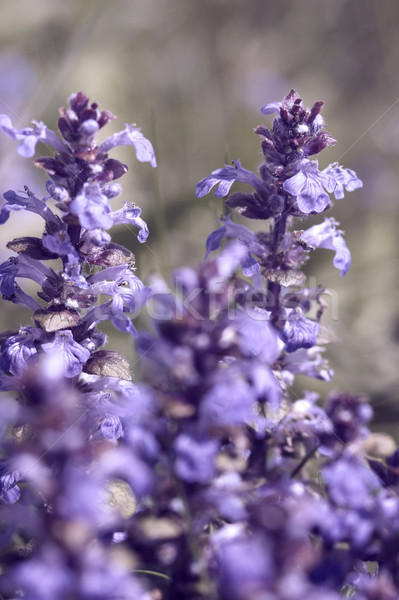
(0, 327, 43, 375)
(283, 160, 332, 213)
(281, 308, 319, 353)
(283, 160, 362, 215)
(111, 203, 149, 243)
(323, 163, 363, 199)
(88, 265, 149, 315)
(247, 362, 282, 411)
(0, 254, 56, 295)
(0, 114, 65, 157)
(260, 90, 337, 157)
(260, 101, 281, 115)
(283, 346, 334, 381)
(0, 470, 21, 504)
(42, 229, 79, 261)
(69, 182, 113, 230)
(10, 545, 73, 600)
(97, 445, 153, 499)
(174, 434, 219, 484)
(217, 534, 274, 599)
(77, 548, 146, 599)
(82, 304, 139, 338)
(233, 308, 280, 364)
(322, 455, 381, 510)
(0, 189, 59, 226)
(41, 330, 90, 377)
(100, 415, 123, 440)
(302, 217, 351, 276)
(324, 391, 373, 445)
(99, 123, 157, 168)
(196, 159, 268, 198)
(205, 216, 262, 277)
(200, 368, 257, 427)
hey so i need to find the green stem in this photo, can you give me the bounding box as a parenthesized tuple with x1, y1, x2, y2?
(267, 208, 288, 322)
(132, 569, 171, 581)
(290, 443, 319, 478)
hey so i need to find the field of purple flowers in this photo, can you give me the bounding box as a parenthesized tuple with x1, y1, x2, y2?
(0, 87, 398, 599)
(1, 1, 399, 598)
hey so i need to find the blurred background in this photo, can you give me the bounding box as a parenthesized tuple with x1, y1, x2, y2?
(0, 0, 398, 430)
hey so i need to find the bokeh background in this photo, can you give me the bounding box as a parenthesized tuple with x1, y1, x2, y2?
(0, 0, 398, 430)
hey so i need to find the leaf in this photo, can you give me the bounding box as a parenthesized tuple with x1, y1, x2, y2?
(82, 243, 135, 267)
(83, 350, 132, 381)
(33, 307, 80, 332)
(263, 268, 306, 287)
(7, 237, 58, 260)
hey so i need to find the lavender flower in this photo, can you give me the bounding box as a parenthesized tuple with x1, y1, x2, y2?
(0, 92, 154, 384)
(0, 94, 158, 599)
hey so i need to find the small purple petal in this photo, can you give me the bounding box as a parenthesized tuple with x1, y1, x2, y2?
(111, 203, 149, 243)
(101, 415, 123, 440)
(282, 169, 307, 197)
(241, 251, 260, 277)
(41, 330, 90, 377)
(322, 163, 363, 199)
(0, 471, 21, 504)
(283, 161, 331, 214)
(201, 370, 256, 426)
(42, 230, 78, 260)
(99, 123, 156, 167)
(0, 189, 59, 225)
(281, 309, 319, 352)
(196, 160, 267, 199)
(174, 435, 218, 484)
(260, 101, 281, 115)
(205, 226, 226, 258)
(303, 218, 351, 276)
(0, 327, 41, 375)
(69, 182, 113, 230)
(0, 114, 65, 157)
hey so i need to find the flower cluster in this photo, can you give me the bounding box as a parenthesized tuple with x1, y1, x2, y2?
(1, 90, 399, 600)
(0, 93, 159, 598)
